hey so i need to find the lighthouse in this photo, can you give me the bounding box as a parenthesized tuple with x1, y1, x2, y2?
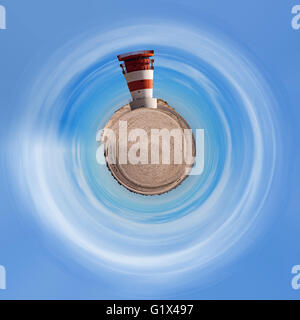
(118, 50, 158, 110)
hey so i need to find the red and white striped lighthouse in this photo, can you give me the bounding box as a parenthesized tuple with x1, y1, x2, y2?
(118, 50, 157, 110)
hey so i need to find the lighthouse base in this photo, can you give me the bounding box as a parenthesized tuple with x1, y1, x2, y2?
(130, 97, 157, 110)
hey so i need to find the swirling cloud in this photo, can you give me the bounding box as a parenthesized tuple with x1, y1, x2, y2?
(11, 23, 279, 296)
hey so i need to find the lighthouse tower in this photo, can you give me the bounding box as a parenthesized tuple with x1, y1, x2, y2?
(118, 50, 157, 110)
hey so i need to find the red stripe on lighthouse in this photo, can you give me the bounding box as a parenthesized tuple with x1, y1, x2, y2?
(124, 58, 152, 73)
(127, 79, 153, 92)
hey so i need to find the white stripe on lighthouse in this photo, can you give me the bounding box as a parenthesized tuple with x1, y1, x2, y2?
(131, 89, 153, 99)
(124, 70, 154, 83)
